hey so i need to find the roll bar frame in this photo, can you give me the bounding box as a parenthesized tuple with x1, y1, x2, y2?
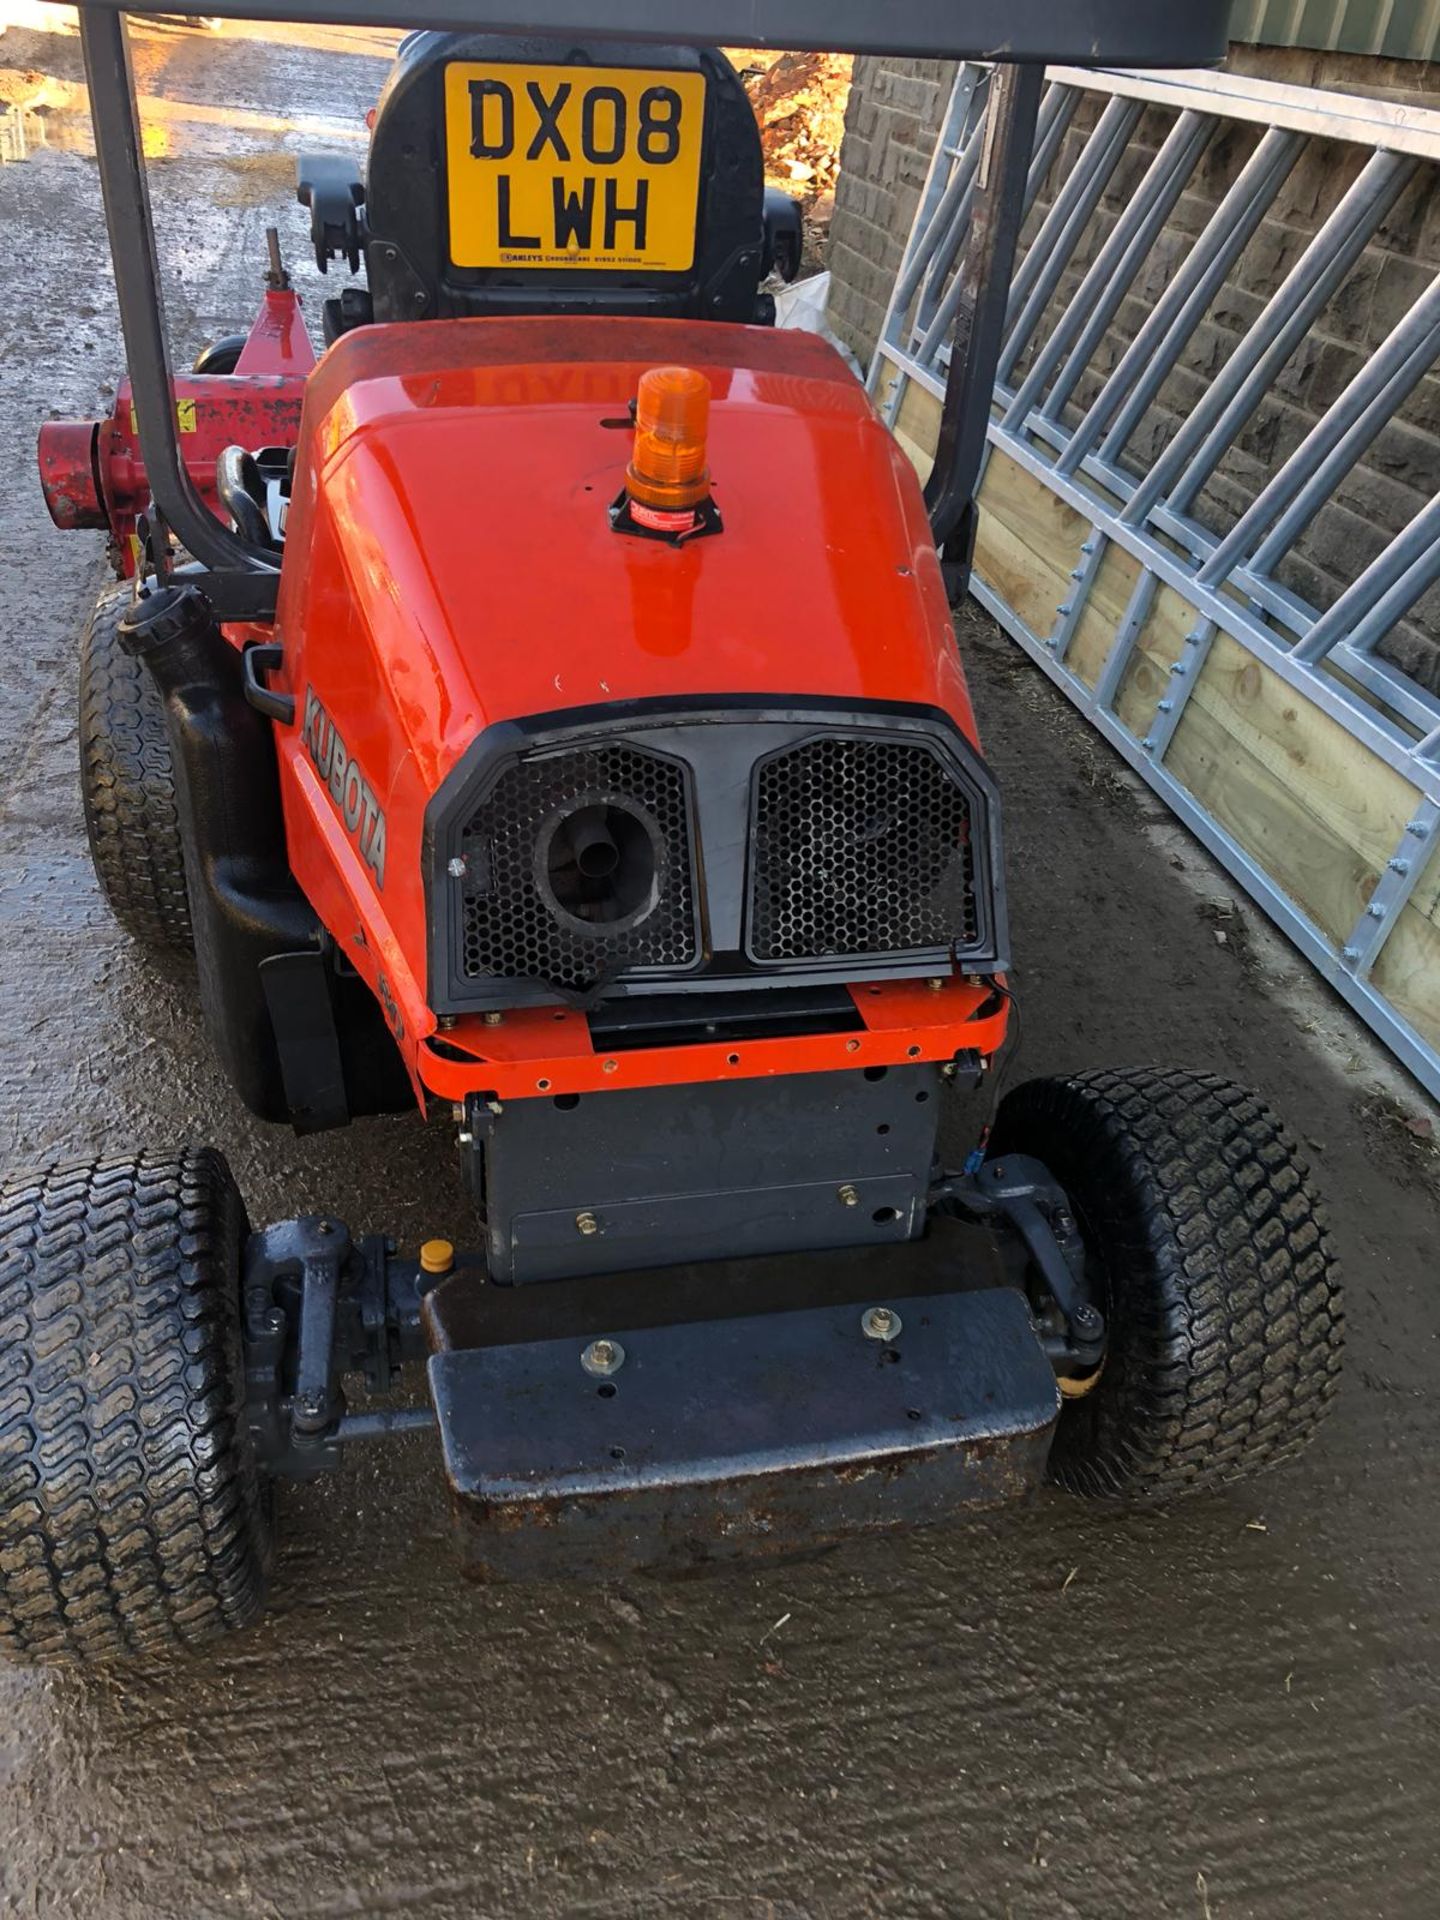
(73, 1, 1232, 612)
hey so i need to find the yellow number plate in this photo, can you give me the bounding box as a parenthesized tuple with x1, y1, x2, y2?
(443, 62, 706, 273)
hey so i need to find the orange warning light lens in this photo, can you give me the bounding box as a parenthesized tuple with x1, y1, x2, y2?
(625, 365, 712, 511)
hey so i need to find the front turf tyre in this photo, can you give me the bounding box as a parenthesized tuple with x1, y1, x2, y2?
(79, 585, 194, 955)
(0, 1148, 272, 1666)
(988, 1068, 1343, 1503)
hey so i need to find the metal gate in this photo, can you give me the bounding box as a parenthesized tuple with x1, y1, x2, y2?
(870, 61, 1440, 1103)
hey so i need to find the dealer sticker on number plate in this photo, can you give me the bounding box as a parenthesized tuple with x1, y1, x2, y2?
(443, 62, 706, 272)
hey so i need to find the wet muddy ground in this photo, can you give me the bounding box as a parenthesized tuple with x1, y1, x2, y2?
(1, 16, 1438, 1919)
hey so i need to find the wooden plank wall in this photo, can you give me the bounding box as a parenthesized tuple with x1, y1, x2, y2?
(881, 371, 1440, 1059)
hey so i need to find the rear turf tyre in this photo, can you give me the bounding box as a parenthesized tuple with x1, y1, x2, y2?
(0, 1148, 272, 1665)
(79, 585, 194, 954)
(988, 1067, 1343, 1503)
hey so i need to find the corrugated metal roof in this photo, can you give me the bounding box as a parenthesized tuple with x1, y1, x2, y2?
(1228, 0, 1440, 61)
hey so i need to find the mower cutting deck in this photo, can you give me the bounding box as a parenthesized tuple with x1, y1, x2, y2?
(2, 0, 1345, 1668)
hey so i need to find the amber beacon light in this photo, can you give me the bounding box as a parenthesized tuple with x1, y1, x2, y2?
(616, 365, 721, 541)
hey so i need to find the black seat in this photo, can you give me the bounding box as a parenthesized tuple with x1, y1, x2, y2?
(300, 34, 802, 338)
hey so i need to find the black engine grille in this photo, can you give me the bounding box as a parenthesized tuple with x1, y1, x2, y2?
(459, 745, 697, 994)
(748, 734, 977, 963)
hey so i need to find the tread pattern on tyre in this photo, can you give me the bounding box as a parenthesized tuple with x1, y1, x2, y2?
(0, 1148, 270, 1665)
(79, 586, 194, 953)
(989, 1067, 1344, 1502)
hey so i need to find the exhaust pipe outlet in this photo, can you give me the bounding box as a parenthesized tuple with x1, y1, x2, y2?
(120, 584, 316, 1120)
(566, 805, 621, 879)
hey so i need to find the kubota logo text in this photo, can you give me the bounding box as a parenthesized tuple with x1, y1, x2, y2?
(301, 687, 387, 889)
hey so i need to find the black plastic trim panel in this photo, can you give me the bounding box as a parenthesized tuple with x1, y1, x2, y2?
(424, 694, 1009, 1013)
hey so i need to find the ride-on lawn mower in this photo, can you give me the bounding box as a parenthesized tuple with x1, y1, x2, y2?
(8, 0, 1342, 1667)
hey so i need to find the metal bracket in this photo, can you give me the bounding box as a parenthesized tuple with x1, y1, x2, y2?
(242, 1215, 434, 1479)
(933, 1153, 1104, 1367)
(296, 151, 366, 274)
(291, 1219, 347, 1439)
(242, 642, 296, 724)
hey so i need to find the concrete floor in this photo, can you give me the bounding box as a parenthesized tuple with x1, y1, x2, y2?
(1, 17, 1438, 1919)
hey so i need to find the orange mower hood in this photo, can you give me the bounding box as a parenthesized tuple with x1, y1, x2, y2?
(276, 315, 978, 800)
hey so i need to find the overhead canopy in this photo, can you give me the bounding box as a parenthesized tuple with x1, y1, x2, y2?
(72, 0, 1232, 66)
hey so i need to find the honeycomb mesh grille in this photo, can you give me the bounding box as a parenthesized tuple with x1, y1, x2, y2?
(459, 745, 696, 992)
(749, 735, 977, 962)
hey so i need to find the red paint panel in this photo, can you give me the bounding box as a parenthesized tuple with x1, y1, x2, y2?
(234, 288, 319, 377)
(413, 976, 1010, 1103)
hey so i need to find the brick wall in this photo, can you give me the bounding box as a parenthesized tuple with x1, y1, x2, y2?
(827, 57, 953, 370)
(827, 47, 1440, 691)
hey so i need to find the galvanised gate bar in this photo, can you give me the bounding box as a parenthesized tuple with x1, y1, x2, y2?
(873, 60, 1440, 1104)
